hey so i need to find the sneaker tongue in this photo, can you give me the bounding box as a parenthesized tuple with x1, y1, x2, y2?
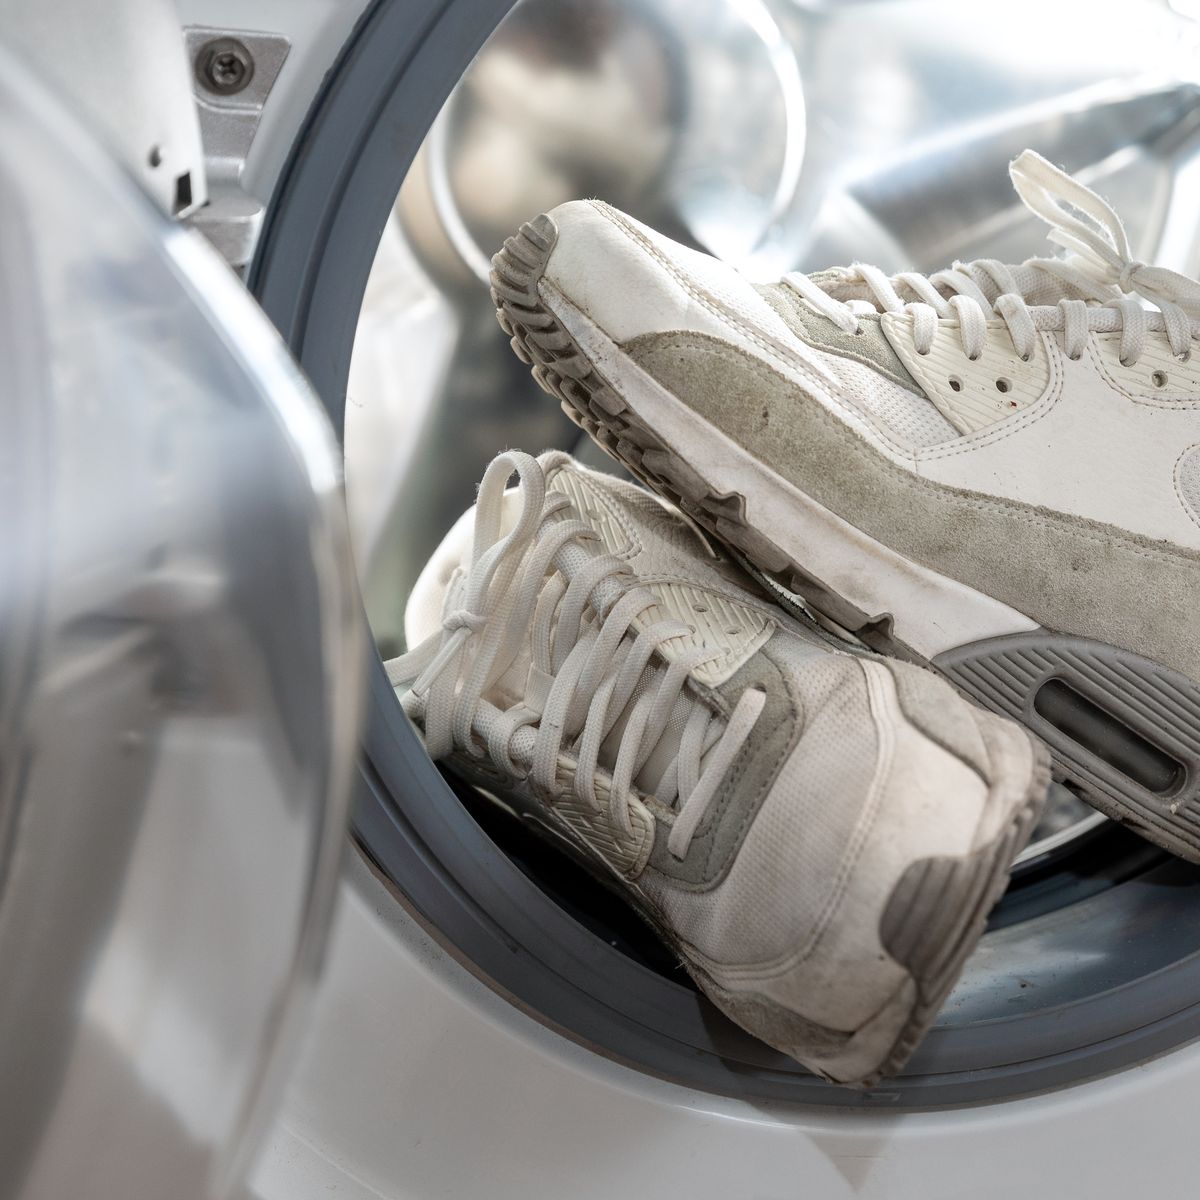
(510, 477, 776, 803)
(959, 259, 1093, 308)
(484, 515, 712, 801)
(405, 460, 774, 806)
(546, 466, 774, 688)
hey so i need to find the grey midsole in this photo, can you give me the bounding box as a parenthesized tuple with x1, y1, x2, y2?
(936, 631, 1200, 858)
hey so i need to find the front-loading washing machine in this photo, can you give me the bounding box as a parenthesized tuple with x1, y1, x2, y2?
(9, 1, 1200, 1195)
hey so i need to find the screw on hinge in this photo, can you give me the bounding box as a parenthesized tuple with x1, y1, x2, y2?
(196, 37, 255, 96)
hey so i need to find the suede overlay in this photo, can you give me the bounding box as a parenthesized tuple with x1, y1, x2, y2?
(647, 641, 803, 887)
(887, 663, 990, 783)
(624, 331, 1200, 682)
(696, 970, 852, 1057)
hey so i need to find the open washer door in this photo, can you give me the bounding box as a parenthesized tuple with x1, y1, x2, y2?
(0, 39, 363, 1200)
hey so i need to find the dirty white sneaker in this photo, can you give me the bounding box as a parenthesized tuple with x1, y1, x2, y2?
(388, 449, 1047, 1086)
(491, 151, 1200, 862)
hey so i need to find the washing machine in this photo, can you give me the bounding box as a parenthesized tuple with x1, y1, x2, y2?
(7, 1, 1200, 1197)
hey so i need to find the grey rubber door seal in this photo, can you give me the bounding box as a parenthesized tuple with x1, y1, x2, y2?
(248, 0, 1200, 1107)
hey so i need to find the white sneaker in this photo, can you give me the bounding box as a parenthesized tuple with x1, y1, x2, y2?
(491, 151, 1200, 862)
(389, 449, 1047, 1085)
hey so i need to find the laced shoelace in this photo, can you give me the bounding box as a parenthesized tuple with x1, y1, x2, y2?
(784, 149, 1200, 368)
(386, 451, 766, 860)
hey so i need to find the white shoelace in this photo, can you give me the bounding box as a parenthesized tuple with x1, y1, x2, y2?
(386, 451, 766, 860)
(784, 149, 1200, 367)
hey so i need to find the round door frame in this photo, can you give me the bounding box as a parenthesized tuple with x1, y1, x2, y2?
(247, 0, 1200, 1107)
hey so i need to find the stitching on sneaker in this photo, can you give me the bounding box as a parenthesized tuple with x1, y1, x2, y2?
(685, 658, 897, 982)
(641, 647, 801, 893)
(782, 658, 898, 974)
(1174, 443, 1200, 531)
(916, 332, 1065, 463)
(1090, 332, 1200, 409)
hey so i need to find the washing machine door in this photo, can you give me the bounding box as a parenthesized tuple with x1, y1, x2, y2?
(0, 40, 362, 1200)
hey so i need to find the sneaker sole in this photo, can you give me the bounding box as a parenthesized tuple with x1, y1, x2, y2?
(490, 214, 1200, 864)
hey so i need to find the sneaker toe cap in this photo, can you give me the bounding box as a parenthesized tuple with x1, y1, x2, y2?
(540, 198, 795, 347)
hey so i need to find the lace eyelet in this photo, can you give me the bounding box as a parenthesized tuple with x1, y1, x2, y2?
(916, 348, 930, 357)
(1176, 350, 1192, 363)
(1152, 370, 1168, 388)
(1119, 356, 1136, 368)
(1020, 353, 1032, 363)
(967, 353, 981, 362)
(1068, 353, 1082, 361)
(948, 376, 963, 392)
(995, 377, 1011, 394)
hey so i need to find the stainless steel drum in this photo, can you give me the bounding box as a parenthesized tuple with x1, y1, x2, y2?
(0, 43, 362, 1200)
(344, 0, 1200, 854)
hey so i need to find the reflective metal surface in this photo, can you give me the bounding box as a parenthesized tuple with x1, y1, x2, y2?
(0, 41, 362, 1200)
(345, 0, 1200, 852)
(185, 26, 293, 269)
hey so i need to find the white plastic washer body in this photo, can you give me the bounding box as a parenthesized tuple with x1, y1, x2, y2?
(249, 853, 1200, 1200)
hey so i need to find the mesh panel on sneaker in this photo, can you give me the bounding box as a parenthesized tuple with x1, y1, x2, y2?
(814, 351, 960, 449)
(754, 282, 959, 449)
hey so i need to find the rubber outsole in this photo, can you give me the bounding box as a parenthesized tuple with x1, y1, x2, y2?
(490, 213, 1200, 866)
